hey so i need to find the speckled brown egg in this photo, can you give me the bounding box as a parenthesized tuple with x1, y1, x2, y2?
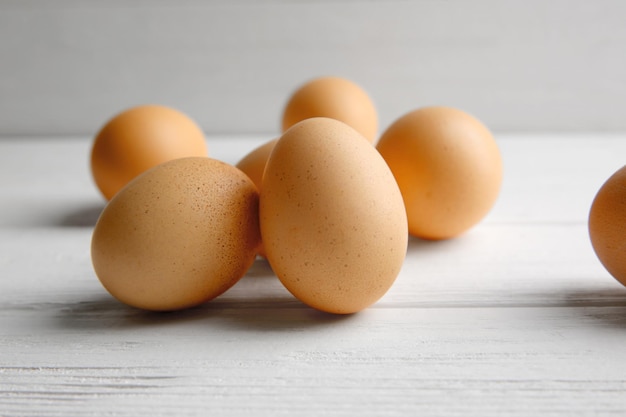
(376, 106, 502, 240)
(589, 165, 626, 286)
(91, 157, 260, 311)
(261, 117, 408, 314)
(282, 76, 378, 143)
(91, 105, 208, 200)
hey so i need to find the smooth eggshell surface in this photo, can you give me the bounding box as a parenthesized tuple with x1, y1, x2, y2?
(91, 105, 208, 200)
(376, 106, 502, 240)
(589, 165, 626, 287)
(91, 157, 260, 311)
(236, 138, 278, 191)
(235, 138, 278, 258)
(261, 117, 408, 314)
(281, 76, 378, 143)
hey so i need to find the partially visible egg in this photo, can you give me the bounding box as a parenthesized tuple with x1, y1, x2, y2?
(589, 165, 626, 286)
(261, 117, 408, 314)
(91, 157, 260, 311)
(235, 138, 278, 258)
(282, 76, 378, 143)
(91, 105, 208, 200)
(236, 138, 278, 191)
(376, 106, 502, 240)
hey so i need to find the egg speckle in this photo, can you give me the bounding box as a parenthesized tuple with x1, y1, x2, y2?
(261, 117, 407, 314)
(91, 157, 260, 311)
(90, 105, 208, 200)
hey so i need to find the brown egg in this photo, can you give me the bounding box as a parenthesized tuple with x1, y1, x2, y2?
(91, 105, 208, 200)
(236, 138, 278, 191)
(261, 117, 408, 314)
(589, 165, 626, 286)
(91, 157, 260, 311)
(235, 138, 278, 259)
(376, 106, 502, 240)
(282, 76, 378, 143)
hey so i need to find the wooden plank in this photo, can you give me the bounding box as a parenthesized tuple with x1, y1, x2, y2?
(0, 223, 620, 309)
(2, 134, 626, 225)
(2, 303, 626, 416)
(2, 135, 626, 416)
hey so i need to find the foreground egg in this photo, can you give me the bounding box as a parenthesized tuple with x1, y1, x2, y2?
(376, 106, 502, 240)
(589, 165, 626, 286)
(91, 157, 260, 311)
(281, 76, 378, 143)
(261, 117, 408, 314)
(91, 105, 208, 200)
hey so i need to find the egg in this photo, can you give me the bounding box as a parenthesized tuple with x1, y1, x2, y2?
(235, 138, 278, 259)
(589, 165, 626, 286)
(376, 106, 502, 240)
(236, 138, 278, 191)
(91, 104, 208, 200)
(91, 157, 260, 311)
(282, 76, 378, 143)
(261, 117, 408, 314)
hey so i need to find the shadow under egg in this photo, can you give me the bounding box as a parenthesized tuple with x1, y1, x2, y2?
(59, 203, 105, 227)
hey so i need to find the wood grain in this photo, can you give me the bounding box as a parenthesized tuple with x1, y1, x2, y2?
(2, 135, 626, 416)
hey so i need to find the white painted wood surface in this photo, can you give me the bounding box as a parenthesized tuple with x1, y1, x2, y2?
(2, 135, 626, 416)
(2, 1, 626, 136)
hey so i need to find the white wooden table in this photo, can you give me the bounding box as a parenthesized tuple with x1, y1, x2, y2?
(2, 134, 626, 416)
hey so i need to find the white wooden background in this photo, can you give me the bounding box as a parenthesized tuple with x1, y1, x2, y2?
(3, 2, 626, 416)
(1, 0, 626, 137)
(2, 134, 626, 416)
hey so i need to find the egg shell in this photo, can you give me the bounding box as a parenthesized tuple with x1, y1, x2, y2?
(376, 106, 502, 240)
(91, 104, 208, 200)
(282, 76, 378, 143)
(236, 138, 278, 191)
(235, 138, 278, 258)
(261, 117, 408, 314)
(589, 165, 626, 286)
(91, 157, 260, 311)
